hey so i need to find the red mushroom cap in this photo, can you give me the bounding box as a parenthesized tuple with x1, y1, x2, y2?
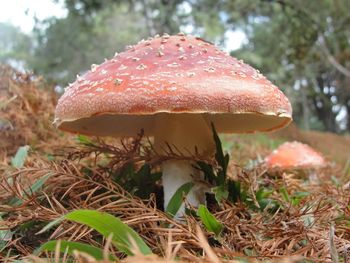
(265, 141, 326, 170)
(54, 33, 292, 137)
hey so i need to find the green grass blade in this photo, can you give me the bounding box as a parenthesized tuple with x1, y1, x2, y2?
(75, 135, 93, 145)
(197, 205, 223, 237)
(64, 210, 152, 256)
(211, 123, 225, 168)
(37, 240, 115, 260)
(11, 145, 30, 168)
(37, 215, 65, 235)
(7, 173, 52, 206)
(211, 123, 230, 185)
(211, 185, 228, 203)
(0, 216, 12, 251)
(165, 182, 194, 217)
(196, 161, 216, 183)
(227, 180, 241, 203)
(279, 187, 290, 202)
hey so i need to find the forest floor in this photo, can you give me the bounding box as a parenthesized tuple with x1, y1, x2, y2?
(1, 65, 350, 262)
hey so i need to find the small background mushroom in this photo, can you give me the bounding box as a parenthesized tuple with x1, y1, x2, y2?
(264, 141, 328, 182)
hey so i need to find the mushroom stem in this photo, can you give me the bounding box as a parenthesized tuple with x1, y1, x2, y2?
(154, 113, 215, 219)
(161, 160, 208, 217)
(308, 170, 320, 184)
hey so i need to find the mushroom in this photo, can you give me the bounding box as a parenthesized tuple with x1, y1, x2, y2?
(264, 141, 326, 181)
(54, 33, 292, 218)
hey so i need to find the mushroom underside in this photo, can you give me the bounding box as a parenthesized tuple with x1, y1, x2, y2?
(58, 112, 291, 137)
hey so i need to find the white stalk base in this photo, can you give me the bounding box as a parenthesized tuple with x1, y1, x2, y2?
(154, 113, 215, 220)
(162, 160, 208, 219)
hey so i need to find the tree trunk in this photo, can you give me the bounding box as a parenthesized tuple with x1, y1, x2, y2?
(301, 85, 310, 130)
(346, 98, 350, 132)
(312, 76, 338, 132)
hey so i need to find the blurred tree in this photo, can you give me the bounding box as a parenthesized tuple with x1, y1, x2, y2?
(222, 0, 350, 132)
(30, 3, 149, 85)
(57, 0, 187, 34)
(41, 0, 235, 84)
(58, 0, 227, 41)
(0, 23, 32, 68)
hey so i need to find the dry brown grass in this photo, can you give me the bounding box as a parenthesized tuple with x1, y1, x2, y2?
(1, 138, 350, 262)
(0, 64, 73, 160)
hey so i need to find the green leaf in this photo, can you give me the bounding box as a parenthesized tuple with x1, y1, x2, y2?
(8, 173, 52, 207)
(227, 180, 241, 203)
(255, 188, 273, 201)
(279, 187, 290, 202)
(0, 216, 12, 251)
(37, 240, 115, 260)
(37, 215, 65, 235)
(211, 123, 225, 169)
(133, 164, 151, 185)
(254, 188, 277, 211)
(212, 185, 228, 203)
(331, 175, 340, 187)
(133, 164, 162, 199)
(11, 145, 30, 168)
(166, 182, 194, 217)
(224, 154, 230, 171)
(211, 123, 229, 186)
(75, 135, 93, 145)
(117, 163, 136, 192)
(150, 172, 162, 182)
(64, 210, 152, 256)
(197, 205, 223, 237)
(196, 161, 216, 184)
(291, 191, 310, 206)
